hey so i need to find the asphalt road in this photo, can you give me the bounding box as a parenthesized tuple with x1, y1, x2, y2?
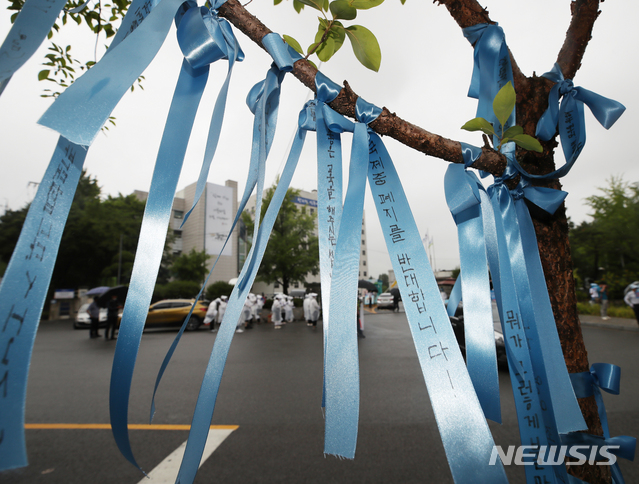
(1, 311, 637, 483)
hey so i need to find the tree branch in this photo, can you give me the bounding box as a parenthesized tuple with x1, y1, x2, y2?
(557, 0, 601, 80)
(218, 0, 507, 176)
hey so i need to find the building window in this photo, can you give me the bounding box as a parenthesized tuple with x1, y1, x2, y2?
(362, 250, 365, 255)
(174, 230, 182, 238)
(364, 271, 367, 277)
(274, 282, 280, 288)
(362, 239, 365, 245)
(362, 229, 364, 234)
(294, 282, 299, 288)
(173, 210, 184, 219)
(363, 260, 366, 266)
(310, 208, 314, 215)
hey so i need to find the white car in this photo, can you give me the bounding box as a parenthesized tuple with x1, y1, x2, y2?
(74, 303, 107, 329)
(376, 292, 396, 310)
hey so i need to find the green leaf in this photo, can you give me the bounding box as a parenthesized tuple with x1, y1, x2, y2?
(461, 117, 495, 136)
(344, 25, 381, 72)
(493, 81, 516, 128)
(38, 70, 50, 81)
(274, 0, 282, 4)
(293, 0, 304, 12)
(330, 0, 357, 20)
(502, 125, 523, 139)
(283, 35, 304, 55)
(349, 0, 384, 9)
(314, 32, 336, 62)
(297, 0, 325, 11)
(511, 134, 543, 153)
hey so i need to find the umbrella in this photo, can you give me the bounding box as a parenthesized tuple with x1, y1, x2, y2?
(624, 281, 639, 295)
(97, 285, 129, 308)
(389, 287, 400, 297)
(85, 286, 110, 296)
(358, 280, 378, 292)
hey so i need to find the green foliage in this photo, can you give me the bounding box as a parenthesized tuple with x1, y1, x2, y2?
(205, 281, 234, 301)
(461, 82, 543, 153)
(576, 302, 635, 319)
(569, 177, 639, 299)
(0, 171, 145, 289)
(277, 0, 390, 71)
(243, 185, 319, 295)
(171, 248, 211, 283)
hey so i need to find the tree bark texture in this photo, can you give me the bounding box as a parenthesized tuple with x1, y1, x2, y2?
(219, 0, 612, 481)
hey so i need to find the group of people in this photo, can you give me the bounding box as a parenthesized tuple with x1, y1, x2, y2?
(87, 294, 119, 340)
(271, 293, 320, 329)
(589, 281, 610, 319)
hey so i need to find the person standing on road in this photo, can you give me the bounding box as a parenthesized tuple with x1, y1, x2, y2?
(105, 294, 119, 340)
(88, 297, 101, 339)
(206, 298, 221, 332)
(303, 294, 311, 326)
(271, 295, 284, 329)
(624, 287, 639, 325)
(308, 293, 320, 328)
(599, 282, 610, 320)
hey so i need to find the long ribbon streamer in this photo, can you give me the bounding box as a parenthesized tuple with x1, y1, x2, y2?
(444, 164, 500, 424)
(367, 131, 507, 483)
(322, 98, 377, 459)
(0, 139, 86, 470)
(0, 0, 68, 95)
(174, 101, 314, 484)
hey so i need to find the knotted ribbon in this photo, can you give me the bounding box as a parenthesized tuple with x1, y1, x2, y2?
(173, 100, 315, 484)
(463, 23, 515, 142)
(109, 3, 243, 471)
(444, 162, 501, 424)
(568, 363, 636, 483)
(366, 129, 508, 482)
(149, 34, 296, 424)
(533, 63, 625, 179)
(322, 98, 378, 458)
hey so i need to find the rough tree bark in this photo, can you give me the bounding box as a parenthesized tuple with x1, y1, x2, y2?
(218, 0, 610, 481)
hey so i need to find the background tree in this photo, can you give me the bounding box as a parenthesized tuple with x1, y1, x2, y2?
(242, 185, 319, 295)
(170, 248, 210, 283)
(205, 280, 234, 301)
(570, 177, 639, 299)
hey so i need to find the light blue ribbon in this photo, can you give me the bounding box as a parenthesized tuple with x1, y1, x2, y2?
(149, 36, 295, 426)
(463, 23, 515, 142)
(38, 0, 192, 146)
(487, 168, 561, 483)
(0, 0, 68, 95)
(110, 4, 231, 471)
(322, 98, 379, 459)
(367, 130, 507, 483)
(313, 71, 343, 409)
(444, 163, 500, 424)
(533, 63, 625, 179)
(173, 101, 314, 484)
(569, 363, 636, 483)
(0, 138, 86, 471)
(178, 0, 244, 224)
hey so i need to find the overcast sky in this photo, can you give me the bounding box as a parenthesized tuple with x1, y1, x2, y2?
(1, 0, 638, 281)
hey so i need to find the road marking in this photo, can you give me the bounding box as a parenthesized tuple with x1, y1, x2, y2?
(25, 423, 238, 431)
(138, 427, 237, 483)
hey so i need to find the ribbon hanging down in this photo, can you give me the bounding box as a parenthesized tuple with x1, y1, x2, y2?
(0, 0, 68, 95)
(366, 129, 507, 483)
(173, 101, 315, 484)
(322, 98, 379, 459)
(313, 71, 344, 408)
(109, 3, 242, 471)
(444, 163, 500, 424)
(532, 62, 626, 179)
(0, 139, 87, 471)
(149, 34, 296, 423)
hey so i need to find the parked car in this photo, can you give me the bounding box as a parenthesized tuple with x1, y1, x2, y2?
(145, 299, 209, 331)
(74, 303, 108, 329)
(448, 301, 507, 369)
(376, 292, 395, 310)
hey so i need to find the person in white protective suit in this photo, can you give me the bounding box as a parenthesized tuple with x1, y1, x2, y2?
(303, 294, 312, 326)
(308, 293, 320, 328)
(284, 296, 294, 323)
(246, 293, 258, 329)
(205, 298, 221, 332)
(215, 295, 228, 332)
(256, 293, 265, 323)
(271, 295, 284, 329)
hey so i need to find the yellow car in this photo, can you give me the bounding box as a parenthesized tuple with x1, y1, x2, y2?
(146, 299, 209, 331)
